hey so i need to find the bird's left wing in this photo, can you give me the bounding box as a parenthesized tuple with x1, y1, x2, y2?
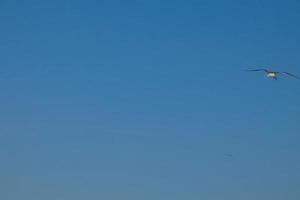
(282, 72, 300, 80)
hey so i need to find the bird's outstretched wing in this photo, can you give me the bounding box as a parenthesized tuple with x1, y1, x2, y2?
(282, 72, 300, 80)
(246, 69, 268, 72)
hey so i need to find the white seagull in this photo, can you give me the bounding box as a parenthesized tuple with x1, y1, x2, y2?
(247, 69, 300, 80)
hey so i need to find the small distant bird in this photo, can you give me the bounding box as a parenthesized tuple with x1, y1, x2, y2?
(247, 69, 300, 80)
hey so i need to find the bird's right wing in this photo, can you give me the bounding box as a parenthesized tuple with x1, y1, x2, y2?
(246, 69, 268, 72)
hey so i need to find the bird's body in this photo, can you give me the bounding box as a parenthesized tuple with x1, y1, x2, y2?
(266, 71, 278, 79)
(247, 69, 299, 80)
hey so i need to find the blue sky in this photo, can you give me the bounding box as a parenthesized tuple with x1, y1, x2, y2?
(1, 0, 300, 199)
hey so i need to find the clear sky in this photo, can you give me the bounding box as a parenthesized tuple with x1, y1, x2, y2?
(1, 0, 300, 199)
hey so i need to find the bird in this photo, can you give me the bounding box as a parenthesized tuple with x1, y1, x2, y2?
(246, 69, 300, 80)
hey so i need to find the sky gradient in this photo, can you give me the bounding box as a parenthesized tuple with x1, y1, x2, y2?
(1, 0, 300, 199)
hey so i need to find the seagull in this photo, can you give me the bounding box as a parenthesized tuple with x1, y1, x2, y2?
(247, 69, 300, 80)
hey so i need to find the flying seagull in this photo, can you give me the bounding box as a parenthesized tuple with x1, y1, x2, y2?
(247, 69, 300, 80)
